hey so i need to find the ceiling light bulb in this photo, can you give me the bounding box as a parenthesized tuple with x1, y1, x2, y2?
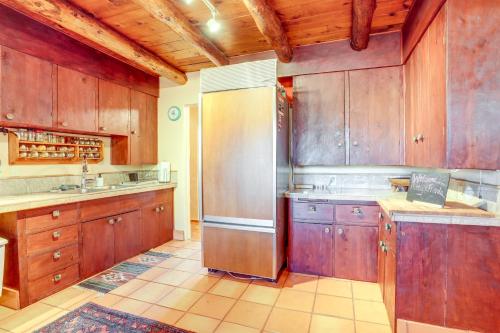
(207, 17, 220, 33)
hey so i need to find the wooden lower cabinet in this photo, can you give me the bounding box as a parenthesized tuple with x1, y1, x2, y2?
(141, 197, 174, 251)
(0, 188, 174, 308)
(334, 225, 378, 282)
(81, 217, 115, 279)
(289, 222, 333, 276)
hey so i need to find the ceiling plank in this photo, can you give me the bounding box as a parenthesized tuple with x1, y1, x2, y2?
(350, 0, 377, 50)
(0, 0, 187, 84)
(133, 0, 229, 67)
(242, 0, 293, 63)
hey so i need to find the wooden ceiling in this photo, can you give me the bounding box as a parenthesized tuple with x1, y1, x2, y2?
(2, 0, 413, 82)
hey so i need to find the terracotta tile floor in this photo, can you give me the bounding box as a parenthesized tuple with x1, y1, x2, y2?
(0, 238, 392, 333)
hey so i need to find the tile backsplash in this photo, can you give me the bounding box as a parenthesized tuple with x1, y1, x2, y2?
(0, 170, 177, 196)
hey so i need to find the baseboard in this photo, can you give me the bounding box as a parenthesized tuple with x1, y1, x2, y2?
(0, 287, 20, 310)
(174, 229, 185, 240)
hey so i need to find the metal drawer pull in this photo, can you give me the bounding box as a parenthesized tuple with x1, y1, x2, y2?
(308, 205, 316, 212)
(5, 113, 15, 120)
(352, 207, 363, 216)
(337, 228, 344, 235)
(53, 251, 61, 260)
(378, 212, 383, 220)
(52, 210, 60, 218)
(160, 205, 165, 212)
(385, 223, 392, 231)
(52, 231, 61, 240)
(108, 218, 115, 225)
(324, 227, 330, 233)
(116, 217, 123, 223)
(53, 274, 62, 282)
(155, 207, 161, 213)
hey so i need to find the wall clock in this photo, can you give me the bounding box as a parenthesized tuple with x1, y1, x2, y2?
(168, 106, 182, 121)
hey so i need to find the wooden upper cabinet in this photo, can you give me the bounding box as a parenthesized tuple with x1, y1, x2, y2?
(130, 90, 157, 165)
(349, 67, 403, 165)
(56, 66, 97, 132)
(0, 46, 53, 127)
(293, 72, 345, 166)
(98, 79, 130, 136)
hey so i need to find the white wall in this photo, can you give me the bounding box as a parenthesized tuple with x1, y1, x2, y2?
(158, 72, 200, 240)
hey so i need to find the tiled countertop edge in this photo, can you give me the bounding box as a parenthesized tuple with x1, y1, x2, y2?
(0, 183, 176, 214)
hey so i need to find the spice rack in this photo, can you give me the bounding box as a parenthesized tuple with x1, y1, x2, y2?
(8, 129, 104, 165)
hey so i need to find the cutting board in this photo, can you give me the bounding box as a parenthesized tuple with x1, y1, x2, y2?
(379, 199, 495, 218)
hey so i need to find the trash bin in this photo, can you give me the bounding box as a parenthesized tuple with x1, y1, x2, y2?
(0, 237, 7, 296)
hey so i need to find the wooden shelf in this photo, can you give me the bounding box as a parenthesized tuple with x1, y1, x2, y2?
(9, 132, 104, 165)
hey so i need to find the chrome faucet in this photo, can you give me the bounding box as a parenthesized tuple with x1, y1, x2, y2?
(81, 156, 91, 192)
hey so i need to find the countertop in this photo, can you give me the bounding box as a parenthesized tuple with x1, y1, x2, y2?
(0, 182, 176, 214)
(285, 188, 499, 227)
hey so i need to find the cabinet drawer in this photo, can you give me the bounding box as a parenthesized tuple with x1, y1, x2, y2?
(26, 225, 79, 256)
(139, 189, 173, 206)
(293, 201, 334, 222)
(23, 204, 78, 234)
(27, 244, 79, 281)
(336, 204, 380, 225)
(28, 264, 80, 303)
(80, 194, 140, 221)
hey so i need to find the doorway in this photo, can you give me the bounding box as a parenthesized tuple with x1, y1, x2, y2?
(188, 104, 200, 241)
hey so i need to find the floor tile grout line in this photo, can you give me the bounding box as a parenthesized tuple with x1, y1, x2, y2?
(307, 275, 320, 333)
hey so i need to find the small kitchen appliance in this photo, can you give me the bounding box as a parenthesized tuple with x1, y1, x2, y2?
(158, 161, 171, 183)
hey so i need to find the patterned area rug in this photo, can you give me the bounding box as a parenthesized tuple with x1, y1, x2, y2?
(34, 302, 193, 333)
(79, 251, 172, 294)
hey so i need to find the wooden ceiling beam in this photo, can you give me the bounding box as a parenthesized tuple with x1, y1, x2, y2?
(0, 0, 187, 84)
(350, 0, 377, 51)
(242, 0, 293, 63)
(134, 0, 229, 67)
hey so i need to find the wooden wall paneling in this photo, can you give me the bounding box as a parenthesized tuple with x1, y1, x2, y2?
(0, 46, 53, 127)
(202, 88, 274, 220)
(0, 5, 159, 97)
(98, 80, 130, 136)
(348, 66, 403, 165)
(446, 225, 500, 332)
(446, 0, 500, 169)
(278, 32, 402, 77)
(402, 0, 447, 62)
(289, 222, 333, 276)
(293, 72, 346, 166)
(56, 66, 98, 132)
(396, 223, 447, 326)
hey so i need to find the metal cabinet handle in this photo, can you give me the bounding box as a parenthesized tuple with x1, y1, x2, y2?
(308, 205, 316, 212)
(61, 121, 68, 127)
(52, 231, 61, 240)
(53, 251, 61, 260)
(116, 217, 123, 223)
(131, 130, 137, 134)
(379, 241, 388, 253)
(155, 207, 161, 213)
(160, 205, 165, 212)
(100, 126, 107, 131)
(378, 211, 383, 220)
(108, 218, 115, 225)
(352, 141, 359, 147)
(324, 227, 330, 233)
(337, 228, 344, 235)
(337, 142, 343, 147)
(416, 133, 424, 142)
(412, 135, 418, 143)
(52, 274, 62, 282)
(352, 207, 363, 216)
(52, 210, 60, 218)
(5, 113, 14, 120)
(385, 223, 392, 231)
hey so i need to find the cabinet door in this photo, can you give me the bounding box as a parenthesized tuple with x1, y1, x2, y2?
(81, 217, 115, 278)
(293, 72, 345, 165)
(57, 66, 97, 132)
(98, 79, 130, 135)
(349, 67, 403, 165)
(289, 222, 333, 276)
(0, 46, 53, 127)
(114, 210, 142, 263)
(130, 90, 157, 165)
(141, 203, 160, 251)
(334, 225, 378, 281)
(377, 221, 386, 297)
(158, 200, 174, 245)
(384, 247, 397, 331)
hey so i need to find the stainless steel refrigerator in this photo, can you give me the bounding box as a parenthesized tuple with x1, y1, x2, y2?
(199, 59, 289, 280)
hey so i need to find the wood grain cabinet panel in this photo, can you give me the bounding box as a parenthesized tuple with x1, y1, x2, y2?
(98, 79, 130, 135)
(130, 90, 158, 165)
(334, 225, 377, 282)
(0, 46, 53, 127)
(28, 264, 79, 304)
(27, 244, 79, 281)
(348, 66, 403, 165)
(293, 72, 345, 166)
(142, 190, 174, 251)
(445, 226, 500, 333)
(114, 210, 142, 263)
(289, 222, 333, 276)
(158, 200, 173, 245)
(292, 200, 334, 223)
(81, 217, 115, 279)
(56, 66, 97, 132)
